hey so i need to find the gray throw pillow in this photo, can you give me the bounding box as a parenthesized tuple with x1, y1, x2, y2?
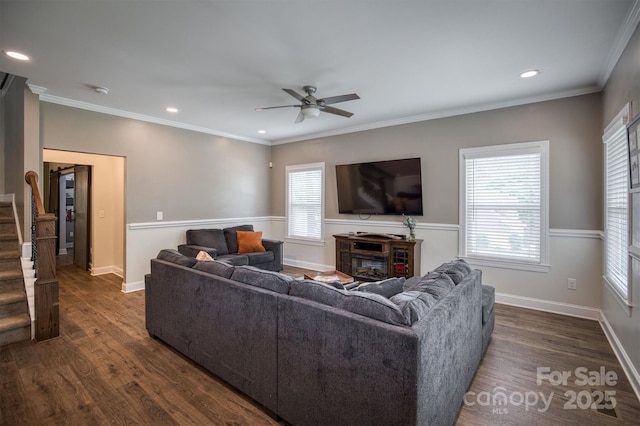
(390, 290, 437, 324)
(356, 277, 405, 298)
(230, 265, 292, 294)
(157, 249, 197, 268)
(193, 260, 235, 279)
(289, 280, 409, 326)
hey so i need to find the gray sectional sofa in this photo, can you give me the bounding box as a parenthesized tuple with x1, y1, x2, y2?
(145, 250, 495, 426)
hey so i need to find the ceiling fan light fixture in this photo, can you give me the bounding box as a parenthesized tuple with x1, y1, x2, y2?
(301, 105, 320, 118)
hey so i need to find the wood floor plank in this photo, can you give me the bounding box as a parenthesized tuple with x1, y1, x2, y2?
(0, 265, 638, 425)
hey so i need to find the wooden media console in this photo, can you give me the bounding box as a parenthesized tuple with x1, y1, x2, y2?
(334, 233, 422, 281)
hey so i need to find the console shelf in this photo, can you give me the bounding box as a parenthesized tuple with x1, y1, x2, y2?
(334, 233, 422, 281)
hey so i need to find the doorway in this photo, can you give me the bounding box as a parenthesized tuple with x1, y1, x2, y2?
(46, 163, 91, 270)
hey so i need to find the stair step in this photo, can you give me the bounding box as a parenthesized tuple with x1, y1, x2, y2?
(0, 234, 18, 251)
(0, 291, 28, 320)
(0, 291, 26, 305)
(0, 314, 31, 347)
(0, 270, 23, 280)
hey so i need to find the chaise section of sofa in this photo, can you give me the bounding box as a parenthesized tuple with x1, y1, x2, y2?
(145, 250, 281, 414)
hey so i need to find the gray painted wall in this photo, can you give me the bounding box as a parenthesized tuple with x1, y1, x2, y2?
(2, 76, 27, 229)
(602, 23, 640, 384)
(271, 93, 603, 231)
(40, 103, 271, 223)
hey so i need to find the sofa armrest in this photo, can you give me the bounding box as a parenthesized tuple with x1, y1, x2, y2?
(261, 239, 283, 271)
(177, 244, 218, 258)
(261, 238, 283, 252)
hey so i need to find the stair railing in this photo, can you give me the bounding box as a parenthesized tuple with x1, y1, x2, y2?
(25, 171, 59, 341)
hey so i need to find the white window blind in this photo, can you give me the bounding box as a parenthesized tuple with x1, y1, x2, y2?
(460, 141, 548, 268)
(286, 163, 324, 240)
(604, 118, 629, 301)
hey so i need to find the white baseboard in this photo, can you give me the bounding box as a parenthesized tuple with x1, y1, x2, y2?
(122, 280, 144, 293)
(495, 292, 601, 320)
(599, 311, 640, 402)
(91, 265, 123, 277)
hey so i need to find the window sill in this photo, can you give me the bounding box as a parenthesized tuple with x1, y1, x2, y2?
(603, 276, 632, 317)
(460, 256, 550, 273)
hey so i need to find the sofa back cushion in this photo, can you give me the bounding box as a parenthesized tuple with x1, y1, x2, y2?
(355, 277, 405, 298)
(157, 249, 198, 268)
(392, 273, 456, 324)
(224, 225, 254, 254)
(289, 280, 409, 326)
(391, 291, 437, 324)
(193, 260, 235, 279)
(231, 265, 292, 294)
(186, 228, 229, 255)
(434, 259, 473, 284)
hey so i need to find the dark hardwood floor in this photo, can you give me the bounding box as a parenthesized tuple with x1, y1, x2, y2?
(1, 265, 638, 425)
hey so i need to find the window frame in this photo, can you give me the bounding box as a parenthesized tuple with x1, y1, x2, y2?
(603, 104, 631, 310)
(459, 140, 550, 272)
(285, 162, 325, 244)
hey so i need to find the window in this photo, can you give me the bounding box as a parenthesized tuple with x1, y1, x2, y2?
(459, 141, 549, 271)
(286, 162, 324, 241)
(603, 105, 630, 304)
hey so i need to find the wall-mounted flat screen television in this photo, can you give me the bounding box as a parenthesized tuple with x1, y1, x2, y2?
(336, 157, 423, 215)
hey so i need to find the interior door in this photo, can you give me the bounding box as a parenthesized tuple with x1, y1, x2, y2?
(73, 165, 91, 270)
(47, 170, 60, 254)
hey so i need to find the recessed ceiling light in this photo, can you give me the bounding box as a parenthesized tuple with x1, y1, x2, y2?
(165, 107, 178, 113)
(258, 130, 267, 134)
(520, 69, 541, 78)
(3, 50, 30, 61)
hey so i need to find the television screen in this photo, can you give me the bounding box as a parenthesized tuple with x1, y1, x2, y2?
(336, 157, 423, 215)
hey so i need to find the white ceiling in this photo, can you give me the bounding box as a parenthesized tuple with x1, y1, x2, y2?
(1, 0, 638, 144)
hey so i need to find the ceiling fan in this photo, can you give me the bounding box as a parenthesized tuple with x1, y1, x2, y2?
(256, 85, 360, 123)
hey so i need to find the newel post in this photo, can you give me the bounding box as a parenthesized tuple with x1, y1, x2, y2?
(25, 171, 60, 341)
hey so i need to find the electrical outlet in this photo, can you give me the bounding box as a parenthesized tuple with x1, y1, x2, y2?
(568, 278, 577, 290)
(156, 211, 163, 221)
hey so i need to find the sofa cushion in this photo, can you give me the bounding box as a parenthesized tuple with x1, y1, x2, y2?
(390, 290, 437, 324)
(356, 277, 405, 298)
(231, 265, 292, 294)
(244, 251, 275, 265)
(216, 254, 249, 266)
(405, 272, 455, 299)
(186, 228, 229, 255)
(289, 280, 408, 326)
(481, 285, 496, 324)
(157, 249, 198, 268)
(192, 260, 235, 279)
(224, 225, 254, 254)
(237, 230, 266, 253)
(434, 259, 473, 284)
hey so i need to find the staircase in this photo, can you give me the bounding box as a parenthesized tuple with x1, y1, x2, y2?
(0, 201, 31, 347)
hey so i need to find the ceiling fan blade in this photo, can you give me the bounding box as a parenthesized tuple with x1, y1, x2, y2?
(295, 112, 305, 123)
(319, 93, 360, 105)
(321, 105, 354, 118)
(283, 88, 306, 102)
(255, 105, 299, 111)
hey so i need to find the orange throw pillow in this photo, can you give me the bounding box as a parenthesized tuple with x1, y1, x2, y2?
(237, 230, 266, 253)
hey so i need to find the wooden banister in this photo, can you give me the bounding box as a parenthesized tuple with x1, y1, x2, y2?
(25, 171, 59, 341)
(25, 171, 46, 215)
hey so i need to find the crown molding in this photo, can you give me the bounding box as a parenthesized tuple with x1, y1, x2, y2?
(31, 90, 271, 146)
(598, 0, 640, 87)
(272, 85, 601, 145)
